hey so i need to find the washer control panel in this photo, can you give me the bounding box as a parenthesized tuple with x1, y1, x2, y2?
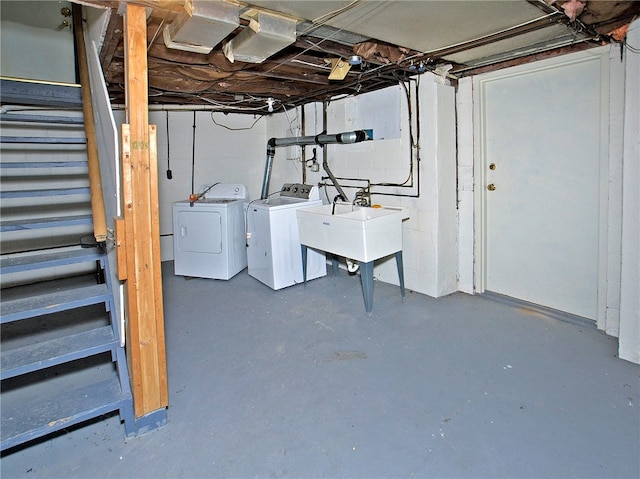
(280, 183, 319, 200)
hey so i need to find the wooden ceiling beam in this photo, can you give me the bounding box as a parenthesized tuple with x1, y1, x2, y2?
(240, 64, 331, 85)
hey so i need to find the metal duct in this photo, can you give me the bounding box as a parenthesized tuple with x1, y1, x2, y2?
(163, 0, 239, 55)
(260, 129, 373, 199)
(223, 10, 297, 64)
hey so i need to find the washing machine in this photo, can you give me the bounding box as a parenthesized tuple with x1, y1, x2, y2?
(173, 183, 249, 280)
(246, 183, 326, 290)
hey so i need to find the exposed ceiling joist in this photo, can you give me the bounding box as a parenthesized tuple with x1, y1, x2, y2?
(57, 1, 640, 112)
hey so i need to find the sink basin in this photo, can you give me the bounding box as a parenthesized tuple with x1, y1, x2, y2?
(296, 205, 408, 262)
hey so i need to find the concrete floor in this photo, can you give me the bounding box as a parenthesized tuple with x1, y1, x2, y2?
(2, 261, 639, 478)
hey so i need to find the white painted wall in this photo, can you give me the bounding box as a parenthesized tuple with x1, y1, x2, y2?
(456, 77, 475, 295)
(618, 19, 640, 364)
(0, 1, 76, 83)
(113, 109, 267, 262)
(604, 43, 626, 337)
(269, 78, 458, 298)
(142, 78, 458, 297)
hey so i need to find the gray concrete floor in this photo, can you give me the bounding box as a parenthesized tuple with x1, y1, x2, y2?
(2, 261, 639, 478)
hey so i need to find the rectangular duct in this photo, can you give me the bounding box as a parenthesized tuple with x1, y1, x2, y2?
(223, 11, 297, 64)
(163, 0, 239, 55)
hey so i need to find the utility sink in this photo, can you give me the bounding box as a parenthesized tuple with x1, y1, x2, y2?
(296, 204, 408, 262)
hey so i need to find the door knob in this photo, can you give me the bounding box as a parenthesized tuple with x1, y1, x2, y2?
(487, 184, 496, 191)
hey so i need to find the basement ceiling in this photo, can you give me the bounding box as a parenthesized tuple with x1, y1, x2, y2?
(76, 1, 640, 112)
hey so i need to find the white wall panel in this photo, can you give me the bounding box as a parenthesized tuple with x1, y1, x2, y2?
(618, 19, 640, 364)
(0, 1, 76, 83)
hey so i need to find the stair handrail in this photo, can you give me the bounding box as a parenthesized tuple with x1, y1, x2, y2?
(73, 4, 107, 243)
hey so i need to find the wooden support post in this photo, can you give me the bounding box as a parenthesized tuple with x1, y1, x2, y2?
(121, 4, 168, 418)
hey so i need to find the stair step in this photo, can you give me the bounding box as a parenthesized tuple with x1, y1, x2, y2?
(0, 113, 84, 125)
(0, 160, 88, 169)
(0, 187, 90, 200)
(1, 374, 131, 452)
(0, 326, 116, 380)
(0, 283, 111, 324)
(1, 136, 86, 145)
(0, 214, 93, 232)
(0, 79, 82, 108)
(0, 83, 135, 446)
(0, 247, 103, 274)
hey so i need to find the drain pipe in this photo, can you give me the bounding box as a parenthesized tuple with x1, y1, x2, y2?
(321, 102, 348, 203)
(322, 153, 348, 203)
(260, 129, 373, 199)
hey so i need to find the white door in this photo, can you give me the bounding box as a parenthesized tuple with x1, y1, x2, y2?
(476, 52, 608, 320)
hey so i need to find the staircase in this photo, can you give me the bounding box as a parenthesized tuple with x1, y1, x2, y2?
(0, 81, 134, 452)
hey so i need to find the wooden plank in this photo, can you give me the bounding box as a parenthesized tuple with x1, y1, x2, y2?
(148, 125, 169, 407)
(122, 3, 168, 419)
(73, 3, 108, 244)
(99, 7, 123, 74)
(114, 216, 127, 281)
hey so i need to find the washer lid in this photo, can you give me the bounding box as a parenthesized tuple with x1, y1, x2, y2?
(254, 197, 323, 209)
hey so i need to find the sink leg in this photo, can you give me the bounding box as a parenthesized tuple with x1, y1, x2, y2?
(395, 251, 406, 299)
(360, 261, 374, 315)
(301, 245, 308, 285)
(331, 255, 340, 276)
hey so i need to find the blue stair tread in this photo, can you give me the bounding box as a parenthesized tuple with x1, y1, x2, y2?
(0, 187, 90, 199)
(0, 375, 131, 451)
(0, 247, 103, 274)
(0, 113, 84, 125)
(0, 79, 82, 108)
(0, 326, 116, 380)
(0, 283, 111, 324)
(0, 161, 88, 169)
(0, 214, 93, 232)
(0, 136, 86, 144)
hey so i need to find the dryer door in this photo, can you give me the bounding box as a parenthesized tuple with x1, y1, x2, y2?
(176, 209, 222, 254)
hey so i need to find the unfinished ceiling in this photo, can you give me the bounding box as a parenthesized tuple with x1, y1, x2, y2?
(78, 0, 639, 113)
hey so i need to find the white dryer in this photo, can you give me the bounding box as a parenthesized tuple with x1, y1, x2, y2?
(173, 183, 249, 280)
(246, 183, 326, 290)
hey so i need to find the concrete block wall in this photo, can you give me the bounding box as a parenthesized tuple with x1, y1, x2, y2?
(289, 76, 458, 298)
(456, 77, 475, 295)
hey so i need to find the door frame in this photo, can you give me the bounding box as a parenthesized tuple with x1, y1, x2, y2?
(472, 48, 611, 323)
